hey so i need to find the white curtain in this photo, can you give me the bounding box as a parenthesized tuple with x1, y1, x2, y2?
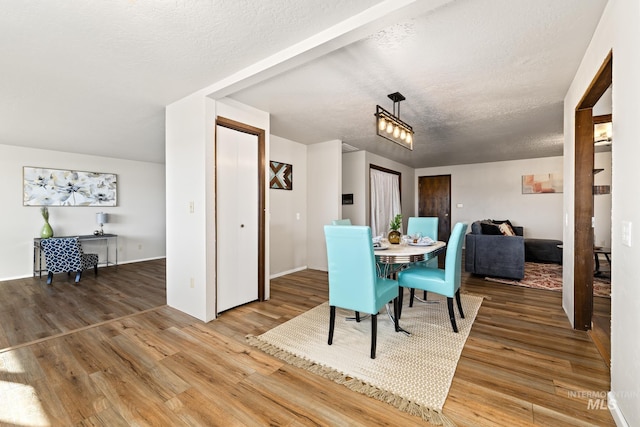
(370, 168, 401, 237)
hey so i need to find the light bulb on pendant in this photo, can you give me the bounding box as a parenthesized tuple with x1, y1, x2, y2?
(386, 122, 394, 134)
(378, 117, 386, 131)
(393, 126, 400, 138)
(406, 133, 412, 144)
(400, 129, 407, 140)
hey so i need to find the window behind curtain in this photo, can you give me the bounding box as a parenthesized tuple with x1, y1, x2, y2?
(370, 167, 401, 237)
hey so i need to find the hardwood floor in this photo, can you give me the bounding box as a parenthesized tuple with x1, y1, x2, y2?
(0, 261, 166, 350)
(590, 295, 612, 367)
(0, 260, 613, 426)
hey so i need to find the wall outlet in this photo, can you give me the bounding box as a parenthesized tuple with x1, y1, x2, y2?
(190, 278, 195, 288)
(138, 244, 142, 250)
(189, 201, 195, 214)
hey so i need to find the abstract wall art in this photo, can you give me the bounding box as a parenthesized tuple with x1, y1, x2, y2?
(269, 161, 292, 190)
(23, 167, 118, 206)
(522, 173, 563, 194)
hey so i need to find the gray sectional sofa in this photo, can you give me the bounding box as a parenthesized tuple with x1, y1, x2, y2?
(464, 220, 525, 280)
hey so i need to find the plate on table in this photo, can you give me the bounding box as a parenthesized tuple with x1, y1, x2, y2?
(408, 241, 435, 246)
(373, 245, 388, 250)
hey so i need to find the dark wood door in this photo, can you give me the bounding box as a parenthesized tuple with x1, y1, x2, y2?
(418, 175, 452, 244)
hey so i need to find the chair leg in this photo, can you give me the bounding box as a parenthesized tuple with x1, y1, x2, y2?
(94, 264, 98, 276)
(409, 288, 415, 307)
(447, 297, 459, 333)
(455, 289, 465, 319)
(397, 287, 404, 320)
(393, 298, 400, 333)
(355, 311, 360, 322)
(46, 272, 53, 285)
(370, 314, 377, 359)
(423, 290, 427, 300)
(75, 271, 82, 283)
(328, 306, 336, 345)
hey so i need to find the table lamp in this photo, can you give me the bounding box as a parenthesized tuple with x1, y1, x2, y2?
(96, 212, 108, 235)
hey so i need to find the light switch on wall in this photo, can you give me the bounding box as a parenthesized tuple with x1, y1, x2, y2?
(622, 221, 632, 247)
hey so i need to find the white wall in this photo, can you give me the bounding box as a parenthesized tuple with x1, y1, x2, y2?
(341, 151, 367, 225)
(307, 140, 342, 271)
(269, 135, 308, 277)
(0, 144, 165, 280)
(165, 92, 209, 321)
(415, 156, 565, 239)
(166, 94, 270, 322)
(564, 0, 640, 424)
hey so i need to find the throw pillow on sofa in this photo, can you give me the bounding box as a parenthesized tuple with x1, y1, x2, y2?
(498, 222, 516, 236)
(479, 220, 502, 235)
(492, 219, 514, 228)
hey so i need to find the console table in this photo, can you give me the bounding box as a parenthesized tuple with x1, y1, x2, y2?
(33, 234, 118, 277)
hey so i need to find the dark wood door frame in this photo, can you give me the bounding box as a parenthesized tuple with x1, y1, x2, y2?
(573, 51, 612, 330)
(215, 116, 266, 303)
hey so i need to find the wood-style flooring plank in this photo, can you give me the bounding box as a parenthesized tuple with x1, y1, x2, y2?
(0, 259, 614, 426)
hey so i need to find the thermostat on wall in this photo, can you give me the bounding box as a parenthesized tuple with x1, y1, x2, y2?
(342, 194, 354, 205)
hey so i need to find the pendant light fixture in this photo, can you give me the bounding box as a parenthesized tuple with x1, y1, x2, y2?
(375, 92, 414, 150)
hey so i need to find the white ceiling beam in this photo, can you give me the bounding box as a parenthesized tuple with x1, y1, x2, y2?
(204, 0, 453, 99)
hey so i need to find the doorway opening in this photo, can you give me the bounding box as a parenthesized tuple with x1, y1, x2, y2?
(573, 51, 612, 338)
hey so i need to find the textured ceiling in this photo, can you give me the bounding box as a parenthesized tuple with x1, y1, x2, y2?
(0, 0, 382, 163)
(0, 1, 608, 167)
(229, 0, 609, 167)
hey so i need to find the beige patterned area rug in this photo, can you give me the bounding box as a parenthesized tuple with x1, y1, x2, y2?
(485, 262, 611, 297)
(247, 293, 483, 426)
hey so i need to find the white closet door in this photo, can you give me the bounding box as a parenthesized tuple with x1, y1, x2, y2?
(216, 125, 259, 313)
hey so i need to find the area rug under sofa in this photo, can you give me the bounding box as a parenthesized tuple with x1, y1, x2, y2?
(485, 262, 611, 297)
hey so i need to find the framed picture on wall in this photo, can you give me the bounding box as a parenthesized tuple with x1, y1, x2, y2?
(522, 173, 563, 194)
(269, 161, 292, 190)
(23, 166, 118, 206)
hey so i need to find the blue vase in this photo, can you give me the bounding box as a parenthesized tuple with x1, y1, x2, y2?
(41, 221, 53, 238)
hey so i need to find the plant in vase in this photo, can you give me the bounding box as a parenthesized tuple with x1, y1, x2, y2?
(40, 206, 54, 238)
(388, 213, 402, 244)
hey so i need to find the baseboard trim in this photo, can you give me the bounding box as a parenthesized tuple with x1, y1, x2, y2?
(270, 266, 307, 279)
(608, 391, 629, 426)
(117, 256, 166, 265)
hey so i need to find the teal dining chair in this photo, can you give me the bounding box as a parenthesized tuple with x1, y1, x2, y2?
(406, 216, 438, 306)
(324, 225, 399, 358)
(398, 222, 468, 332)
(331, 219, 352, 225)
